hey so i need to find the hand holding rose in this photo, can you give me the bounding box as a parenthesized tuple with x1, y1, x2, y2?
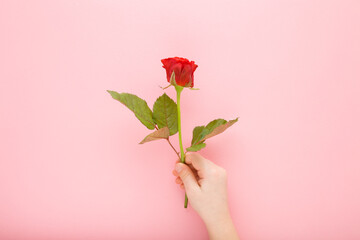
(173, 152, 240, 240)
(107, 56, 238, 208)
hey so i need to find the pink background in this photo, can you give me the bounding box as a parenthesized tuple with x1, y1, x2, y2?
(1, 0, 360, 239)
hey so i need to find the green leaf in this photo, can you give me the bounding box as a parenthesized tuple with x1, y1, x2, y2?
(152, 93, 178, 135)
(139, 127, 170, 144)
(190, 117, 239, 146)
(191, 126, 207, 146)
(186, 143, 206, 152)
(204, 119, 227, 134)
(107, 90, 155, 130)
(202, 118, 239, 141)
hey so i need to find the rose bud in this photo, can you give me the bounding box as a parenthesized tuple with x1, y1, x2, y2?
(161, 57, 198, 88)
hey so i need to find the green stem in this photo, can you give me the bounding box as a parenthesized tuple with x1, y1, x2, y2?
(176, 87, 185, 163)
(175, 85, 188, 208)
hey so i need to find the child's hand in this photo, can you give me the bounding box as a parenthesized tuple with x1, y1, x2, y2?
(172, 152, 239, 240)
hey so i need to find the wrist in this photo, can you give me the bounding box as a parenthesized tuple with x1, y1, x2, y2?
(203, 210, 238, 240)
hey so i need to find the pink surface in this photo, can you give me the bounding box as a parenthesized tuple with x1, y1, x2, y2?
(1, 1, 360, 239)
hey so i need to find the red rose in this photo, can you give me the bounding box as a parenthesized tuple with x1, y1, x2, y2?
(161, 57, 198, 88)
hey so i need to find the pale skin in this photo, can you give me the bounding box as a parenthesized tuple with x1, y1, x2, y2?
(172, 152, 240, 240)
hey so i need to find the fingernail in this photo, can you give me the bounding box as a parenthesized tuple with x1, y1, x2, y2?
(175, 163, 182, 173)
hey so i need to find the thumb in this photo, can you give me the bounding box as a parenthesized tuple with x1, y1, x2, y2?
(175, 163, 200, 194)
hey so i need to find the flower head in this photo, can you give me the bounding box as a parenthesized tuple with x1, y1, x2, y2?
(161, 57, 198, 88)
